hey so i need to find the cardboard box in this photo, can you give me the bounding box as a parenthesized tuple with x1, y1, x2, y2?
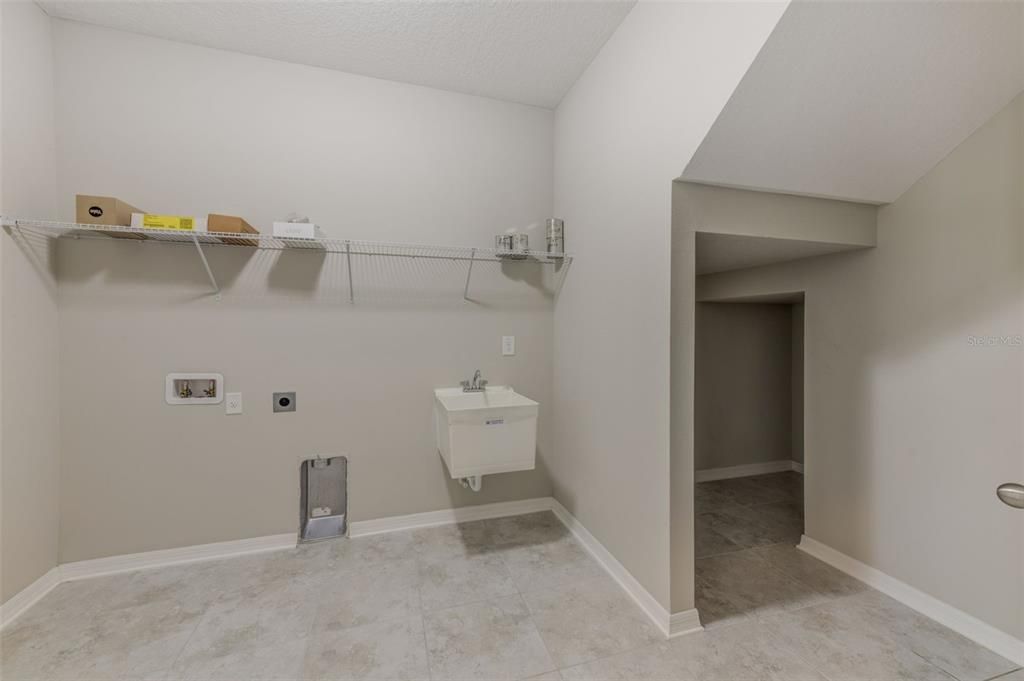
(207, 214, 260, 247)
(75, 195, 146, 239)
(130, 213, 206, 231)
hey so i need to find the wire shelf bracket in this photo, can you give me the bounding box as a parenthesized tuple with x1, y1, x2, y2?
(190, 234, 221, 300)
(463, 248, 477, 301)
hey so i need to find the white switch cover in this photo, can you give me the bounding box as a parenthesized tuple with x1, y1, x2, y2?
(502, 336, 516, 356)
(225, 392, 243, 415)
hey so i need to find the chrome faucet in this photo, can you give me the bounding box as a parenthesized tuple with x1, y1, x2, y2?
(461, 369, 488, 392)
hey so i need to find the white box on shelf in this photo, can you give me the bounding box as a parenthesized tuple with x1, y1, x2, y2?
(273, 221, 322, 239)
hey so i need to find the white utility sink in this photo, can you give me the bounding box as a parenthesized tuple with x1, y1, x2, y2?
(433, 386, 538, 482)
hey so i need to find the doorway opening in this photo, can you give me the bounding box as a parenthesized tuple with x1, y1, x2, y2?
(693, 294, 810, 626)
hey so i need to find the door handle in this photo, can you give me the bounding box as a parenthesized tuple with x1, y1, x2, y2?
(996, 483, 1024, 509)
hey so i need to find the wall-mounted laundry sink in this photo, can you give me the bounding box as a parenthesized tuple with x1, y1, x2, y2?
(433, 385, 538, 490)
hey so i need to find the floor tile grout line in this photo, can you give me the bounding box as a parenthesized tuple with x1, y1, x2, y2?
(152, 597, 205, 675)
(553, 636, 672, 676)
(503, 532, 666, 675)
(502, 537, 561, 676)
(909, 647, 965, 681)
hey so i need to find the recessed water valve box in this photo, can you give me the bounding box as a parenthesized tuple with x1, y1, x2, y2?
(165, 373, 224, 405)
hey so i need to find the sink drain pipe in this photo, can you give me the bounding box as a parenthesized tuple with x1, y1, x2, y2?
(460, 475, 483, 492)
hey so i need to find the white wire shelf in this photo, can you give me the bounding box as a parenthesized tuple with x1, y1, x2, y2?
(1, 217, 571, 302)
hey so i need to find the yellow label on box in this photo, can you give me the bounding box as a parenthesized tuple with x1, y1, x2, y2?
(142, 214, 194, 231)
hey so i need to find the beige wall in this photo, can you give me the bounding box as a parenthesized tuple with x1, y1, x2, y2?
(791, 302, 804, 465)
(552, 1, 789, 613)
(694, 303, 793, 471)
(697, 93, 1024, 639)
(52, 20, 556, 562)
(672, 179, 875, 611)
(677, 182, 877, 245)
(0, 1, 61, 604)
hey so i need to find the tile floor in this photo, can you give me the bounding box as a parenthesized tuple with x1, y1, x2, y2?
(1, 507, 1019, 681)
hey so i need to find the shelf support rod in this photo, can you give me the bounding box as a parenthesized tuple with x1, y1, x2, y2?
(191, 234, 220, 300)
(464, 248, 476, 300)
(345, 241, 354, 303)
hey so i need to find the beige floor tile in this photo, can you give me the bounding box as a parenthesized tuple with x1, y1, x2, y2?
(498, 536, 603, 593)
(763, 599, 953, 681)
(73, 597, 203, 679)
(314, 558, 421, 633)
(303, 616, 430, 681)
(748, 543, 867, 598)
(989, 670, 1024, 681)
(107, 560, 235, 613)
(8, 509, 1016, 681)
(696, 508, 788, 550)
(694, 484, 737, 515)
(0, 612, 104, 681)
(559, 641, 691, 681)
(523, 575, 661, 668)
(412, 521, 496, 561)
(695, 550, 826, 624)
(669, 620, 825, 681)
(694, 514, 742, 558)
(418, 552, 519, 611)
(423, 596, 555, 681)
(20, 573, 131, 626)
(329, 530, 419, 573)
(485, 512, 570, 547)
(846, 590, 1018, 681)
(173, 637, 307, 681)
(694, 575, 753, 630)
(175, 575, 320, 668)
(700, 477, 790, 507)
(717, 503, 803, 546)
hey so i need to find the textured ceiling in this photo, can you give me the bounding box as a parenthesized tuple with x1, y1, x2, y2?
(683, 1, 1024, 204)
(38, 0, 636, 109)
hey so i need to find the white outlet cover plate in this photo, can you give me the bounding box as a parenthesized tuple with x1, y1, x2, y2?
(226, 392, 243, 415)
(502, 336, 516, 356)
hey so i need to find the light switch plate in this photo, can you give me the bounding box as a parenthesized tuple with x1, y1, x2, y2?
(502, 336, 516, 356)
(225, 392, 242, 415)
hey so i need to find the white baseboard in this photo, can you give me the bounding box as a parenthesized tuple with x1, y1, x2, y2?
(59, 533, 297, 583)
(549, 499, 699, 638)
(0, 567, 62, 629)
(798, 535, 1024, 666)
(695, 459, 801, 483)
(1, 534, 297, 631)
(351, 496, 689, 639)
(668, 608, 703, 637)
(2, 496, 692, 645)
(349, 497, 552, 537)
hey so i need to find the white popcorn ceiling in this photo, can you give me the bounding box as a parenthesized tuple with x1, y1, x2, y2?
(38, 0, 636, 109)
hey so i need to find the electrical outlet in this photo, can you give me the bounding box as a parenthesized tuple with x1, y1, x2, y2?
(502, 336, 516, 356)
(225, 392, 242, 415)
(273, 392, 296, 413)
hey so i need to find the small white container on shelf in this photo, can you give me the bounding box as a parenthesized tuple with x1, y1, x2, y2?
(272, 221, 322, 239)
